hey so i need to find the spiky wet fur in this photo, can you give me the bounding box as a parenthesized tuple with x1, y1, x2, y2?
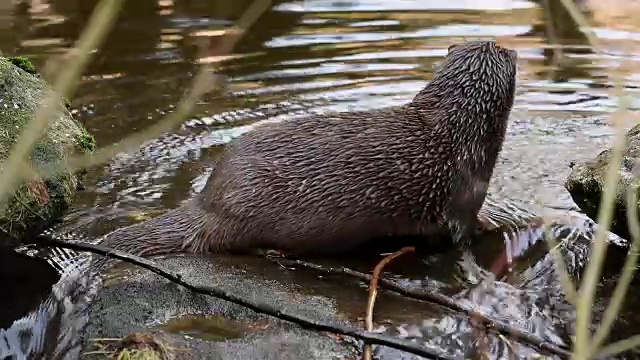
(98, 40, 518, 265)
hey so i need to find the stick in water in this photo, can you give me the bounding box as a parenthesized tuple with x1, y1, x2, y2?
(364, 247, 415, 360)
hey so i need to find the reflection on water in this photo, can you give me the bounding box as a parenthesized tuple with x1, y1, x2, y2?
(0, 248, 59, 329)
(0, 245, 99, 360)
(2, 0, 640, 358)
(157, 314, 248, 341)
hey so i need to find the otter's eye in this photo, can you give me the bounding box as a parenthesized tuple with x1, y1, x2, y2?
(447, 44, 458, 54)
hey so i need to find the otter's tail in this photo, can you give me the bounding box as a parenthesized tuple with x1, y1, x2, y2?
(92, 200, 214, 271)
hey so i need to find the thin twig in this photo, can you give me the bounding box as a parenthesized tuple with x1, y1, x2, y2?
(3, 0, 272, 195)
(497, 333, 519, 360)
(542, 0, 563, 66)
(38, 237, 453, 360)
(270, 257, 572, 359)
(364, 247, 415, 360)
(60, 0, 272, 175)
(595, 334, 640, 358)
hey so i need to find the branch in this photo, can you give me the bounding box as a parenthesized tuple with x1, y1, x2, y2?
(364, 247, 415, 360)
(270, 257, 572, 359)
(38, 237, 453, 360)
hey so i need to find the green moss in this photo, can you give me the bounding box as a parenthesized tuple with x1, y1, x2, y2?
(77, 131, 96, 154)
(45, 172, 76, 216)
(7, 56, 37, 76)
(0, 111, 76, 243)
(72, 130, 95, 188)
(64, 98, 72, 110)
(115, 349, 163, 360)
(0, 57, 94, 246)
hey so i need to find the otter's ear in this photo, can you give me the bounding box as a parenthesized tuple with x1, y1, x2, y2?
(447, 44, 458, 54)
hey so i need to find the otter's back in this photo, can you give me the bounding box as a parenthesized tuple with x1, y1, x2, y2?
(196, 107, 461, 251)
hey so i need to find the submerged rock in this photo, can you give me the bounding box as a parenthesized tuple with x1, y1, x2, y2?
(0, 56, 94, 247)
(565, 123, 640, 240)
(80, 254, 360, 360)
(78, 209, 634, 360)
(3, 205, 633, 360)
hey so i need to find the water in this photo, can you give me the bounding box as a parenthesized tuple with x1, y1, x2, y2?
(1, 0, 640, 358)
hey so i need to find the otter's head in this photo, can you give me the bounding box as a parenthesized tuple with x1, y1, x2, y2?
(413, 40, 517, 124)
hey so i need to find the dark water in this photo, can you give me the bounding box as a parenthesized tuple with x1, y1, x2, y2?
(2, 0, 640, 358)
(0, 248, 58, 329)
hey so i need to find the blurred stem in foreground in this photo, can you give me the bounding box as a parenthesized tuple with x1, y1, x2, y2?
(13, 0, 272, 188)
(556, 0, 631, 358)
(589, 184, 640, 355)
(61, 0, 272, 172)
(0, 0, 125, 211)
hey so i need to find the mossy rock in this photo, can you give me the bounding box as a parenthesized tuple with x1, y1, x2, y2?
(0, 56, 95, 247)
(565, 124, 640, 239)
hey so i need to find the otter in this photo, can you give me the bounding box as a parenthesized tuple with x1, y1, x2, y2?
(93, 40, 519, 270)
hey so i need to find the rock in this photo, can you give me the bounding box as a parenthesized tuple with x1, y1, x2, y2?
(78, 254, 359, 360)
(0, 56, 94, 247)
(565, 123, 640, 240)
(1, 211, 634, 359)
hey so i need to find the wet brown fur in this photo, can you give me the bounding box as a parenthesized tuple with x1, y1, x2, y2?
(98, 40, 518, 265)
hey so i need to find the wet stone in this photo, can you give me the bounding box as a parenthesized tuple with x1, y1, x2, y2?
(2, 207, 636, 359)
(78, 212, 606, 360)
(80, 255, 359, 360)
(565, 122, 640, 240)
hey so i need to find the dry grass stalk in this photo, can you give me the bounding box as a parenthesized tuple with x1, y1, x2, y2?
(551, 0, 636, 358)
(363, 247, 415, 360)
